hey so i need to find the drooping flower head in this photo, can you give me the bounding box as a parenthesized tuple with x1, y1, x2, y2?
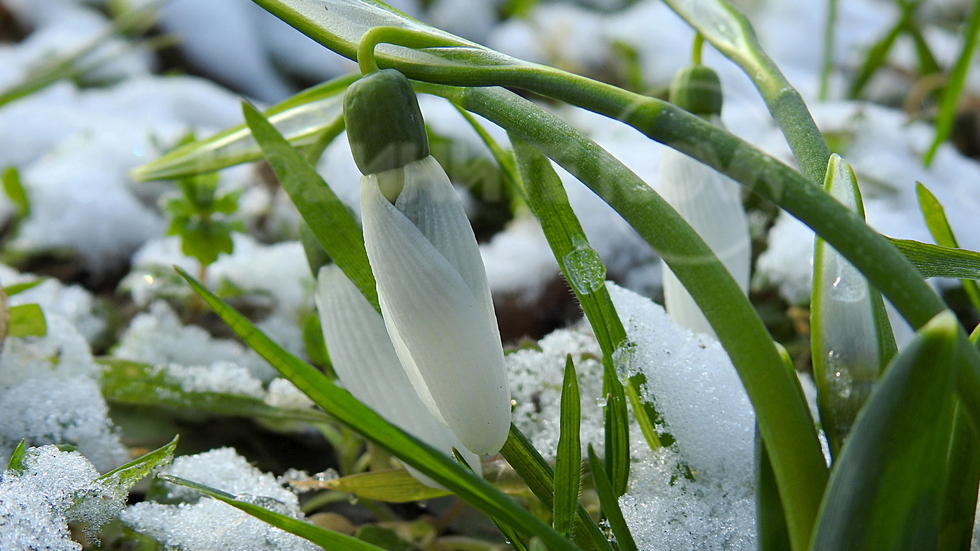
(658, 64, 751, 337)
(343, 69, 511, 455)
(315, 264, 480, 486)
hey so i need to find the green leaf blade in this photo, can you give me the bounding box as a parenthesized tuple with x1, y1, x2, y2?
(553, 355, 582, 539)
(5, 440, 28, 473)
(587, 445, 637, 551)
(889, 238, 980, 280)
(160, 474, 388, 551)
(811, 310, 960, 550)
(241, 101, 380, 313)
(8, 304, 46, 337)
(132, 75, 354, 181)
(98, 358, 331, 424)
(97, 436, 179, 493)
(509, 134, 635, 492)
(917, 182, 980, 313)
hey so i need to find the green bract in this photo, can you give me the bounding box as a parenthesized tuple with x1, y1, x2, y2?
(669, 64, 723, 118)
(344, 69, 429, 176)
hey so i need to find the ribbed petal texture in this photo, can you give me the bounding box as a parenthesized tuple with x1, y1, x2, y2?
(360, 156, 510, 455)
(315, 264, 480, 486)
(658, 143, 751, 337)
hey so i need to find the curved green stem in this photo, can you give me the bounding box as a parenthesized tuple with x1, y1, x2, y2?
(357, 25, 467, 75)
(691, 33, 704, 65)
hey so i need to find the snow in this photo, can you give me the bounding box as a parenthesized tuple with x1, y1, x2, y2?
(507, 324, 606, 460)
(112, 299, 276, 382)
(0, 314, 128, 471)
(122, 447, 318, 551)
(0, 76, 246, 277)
(122, 233, 315, 359)
(0, 264, 107, 343)
(608, 282, 756, 549)
(508, 282, 757, 546)
(0, 445, 125, 551)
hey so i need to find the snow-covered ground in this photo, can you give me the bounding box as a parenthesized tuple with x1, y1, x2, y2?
(1, 0, 979, 549)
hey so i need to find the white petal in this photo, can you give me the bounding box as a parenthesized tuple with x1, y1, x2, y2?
(315, 264, 480, 484)
(361, 162, 510, 455)
(395, 156, 500, 340)
(657, 146, 751, 336)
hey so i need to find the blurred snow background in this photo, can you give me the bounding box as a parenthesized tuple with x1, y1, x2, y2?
(0, 0, 979, 548)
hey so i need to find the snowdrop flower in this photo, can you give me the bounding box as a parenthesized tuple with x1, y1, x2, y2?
(315, 264, 480, 486)
(344, 69, 511, 455)
(658, 65, 751, 337)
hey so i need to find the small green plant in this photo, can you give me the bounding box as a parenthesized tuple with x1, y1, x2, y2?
(162, 145, 244, 281)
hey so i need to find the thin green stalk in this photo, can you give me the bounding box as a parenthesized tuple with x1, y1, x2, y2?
(691, 33, 704, 65)
(925, 0, 980, 165)
(820, 0, 838, 100)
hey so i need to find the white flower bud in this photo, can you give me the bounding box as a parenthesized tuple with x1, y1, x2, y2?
(658, 130, 751, 337)
(360, 155, 511, 455)
(315, 264, 480, 486)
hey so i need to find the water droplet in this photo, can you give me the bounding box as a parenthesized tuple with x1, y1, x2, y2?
(827, 255, 866, 302)
(562, 244, 606, 296)
(612, 340, 638, 380)
(595, 397, 608, 407)
(237, 494, 294, 516)
(825, 351, 853, 399)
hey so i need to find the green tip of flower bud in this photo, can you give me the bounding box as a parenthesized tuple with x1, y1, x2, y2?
(669, 65, 723, 118)
(344, 69, 429, 176)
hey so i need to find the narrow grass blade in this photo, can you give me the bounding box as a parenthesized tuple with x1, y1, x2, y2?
(7, 303, 45, 337)
(98, 357, 332, 424)
(500, 426, 613, 551)
(132, 75, 355, 181)
(510, 134, 634, 494)
(889, 238, 980, 280)
(811, 155, 894, 459)
(451, 105, 527, 207)
(849, 17, 906, 99)
(0, 5, 157, 108)
(4, 280, 45, 296)
(1, 166, 29, 218)
(925, 0, 980, 165)
(756, 429, 792, 551)
(819, 0, 837, 100)
(322, 469, 451, 502)
(176, 268, 581, 551)
(586, 445, 637, 551)
(553, 355, 582, 538)
(242, 101, 379, 313)
(811, 310, 959, 550)
(5, 440, 27, 473)
(97, 436, 178, 492)
(917, 182, 980, 313)
(937, 402, 980, 550)
(160, 474, 387, 551)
